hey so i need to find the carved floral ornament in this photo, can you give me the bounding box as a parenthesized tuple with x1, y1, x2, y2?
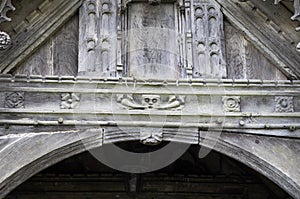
(61, 93, 81, 109)
(275, 96, 294, 112)
(222, 96, 241, 112)
(0, 0, 15, 50)
(4, 92, 25, 108)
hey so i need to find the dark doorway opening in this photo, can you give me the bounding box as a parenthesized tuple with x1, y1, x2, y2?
(6, 143, 291, 199)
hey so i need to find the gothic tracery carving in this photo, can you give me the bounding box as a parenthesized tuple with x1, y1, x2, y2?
(192, 0, 226, 78)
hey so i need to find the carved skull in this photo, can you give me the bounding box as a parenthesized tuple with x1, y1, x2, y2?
(142, 95, 161, 109)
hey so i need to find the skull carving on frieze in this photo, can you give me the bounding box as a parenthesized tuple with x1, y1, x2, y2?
(142, 95, 161, 109)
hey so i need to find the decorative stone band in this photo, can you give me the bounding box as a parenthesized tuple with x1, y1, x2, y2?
(0, 76, 299, 138)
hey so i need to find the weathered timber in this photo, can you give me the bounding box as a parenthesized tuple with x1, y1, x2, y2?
(225, 21, 288, 80)
(215, 0, 300, 79)
(0, 0, 82, 74)
(13, 15, 79, 76)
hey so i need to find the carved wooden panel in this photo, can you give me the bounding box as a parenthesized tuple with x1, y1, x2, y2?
(78, 0, 117, 76)
(53, 14, 79, 76)
(127, 3, 178, 79)
(225, 21, 288, 80)
(192, 0, 226, 78)
(12, 15, 79, 76)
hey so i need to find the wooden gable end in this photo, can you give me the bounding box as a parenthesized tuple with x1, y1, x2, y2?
(0, 0, 299, 80)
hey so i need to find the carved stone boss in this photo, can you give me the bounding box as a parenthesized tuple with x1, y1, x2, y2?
(4, 92, 25, 108)
(222, 96, 241, 112)
(0, 0, 15, 50)
(61, 93, 81, 109)
(275, 96, 294, 112)
(78, 0, 226, 78)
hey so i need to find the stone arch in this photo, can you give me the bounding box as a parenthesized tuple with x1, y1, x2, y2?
(0, 128, 299, 198)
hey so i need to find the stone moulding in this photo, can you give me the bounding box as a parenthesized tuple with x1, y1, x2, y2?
(0, 76, 299, 138)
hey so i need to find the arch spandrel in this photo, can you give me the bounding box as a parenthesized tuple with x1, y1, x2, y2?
(0, 128, 299, 198)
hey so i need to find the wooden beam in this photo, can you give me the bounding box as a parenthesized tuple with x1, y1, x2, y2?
(215, 0, 300, 79)
(0, 0, 83, 74)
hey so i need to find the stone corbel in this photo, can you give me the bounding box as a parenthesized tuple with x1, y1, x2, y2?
(0, 0, 15, 50)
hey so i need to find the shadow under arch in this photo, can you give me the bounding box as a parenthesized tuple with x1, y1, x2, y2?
(0, 128, 299, 198)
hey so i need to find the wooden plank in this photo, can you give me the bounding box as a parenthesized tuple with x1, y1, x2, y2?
(225, 21, 247, 79)
(12, 15, 79, 76)
(214, 0, 300, 79)
(128, 3, 179, 79)
(0, 0, 83, 74)
(12, 40, 53, 76)
(53, 14, 79, 76)
(225, 21, 287, 80)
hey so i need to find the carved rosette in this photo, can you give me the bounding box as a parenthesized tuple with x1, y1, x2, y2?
(5, 92, 25, 108)
(0, 31, 11, 50)
(222, 96, 241, 112)
(275, 96, 294, 112)
(61, 93, 80, 109)
(117, 94, 186, 111)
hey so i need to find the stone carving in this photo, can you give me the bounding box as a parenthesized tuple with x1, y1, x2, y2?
(78, 0, 98, 74)
(0, 31, 10, 50)
(275, 96, 294, 112)
(140, 128, 163, 145)
(5, 92, 25, 108)
(192, 0, 226, 78)
(61, 93, 80, 109)
(0, 0, 15, 50)
(79, 0, 117, 75)
(222, 96, 241, 112)
(0, 0, 15, 24)
(117, 94, 186, 110)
